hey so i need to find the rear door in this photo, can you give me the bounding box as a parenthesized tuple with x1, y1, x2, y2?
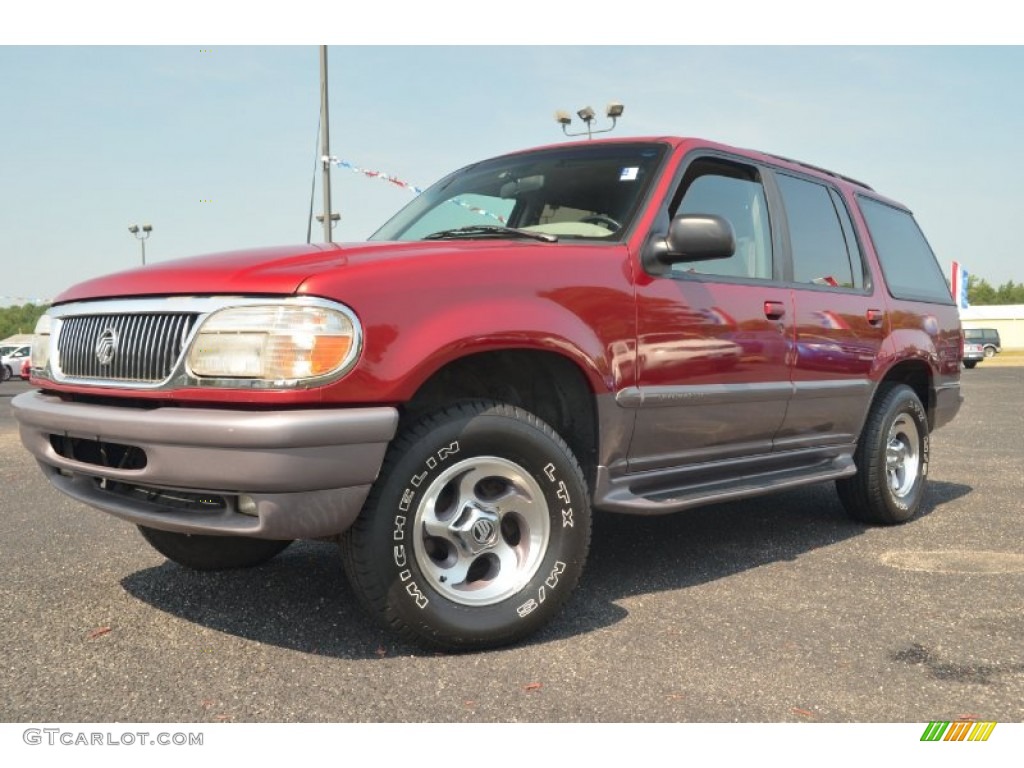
(768, 172, 885, 449)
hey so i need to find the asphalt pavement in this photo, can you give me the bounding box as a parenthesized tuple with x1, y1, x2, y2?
(1, 370, 1022, 722)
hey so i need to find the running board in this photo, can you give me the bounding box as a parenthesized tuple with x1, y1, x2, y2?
(593, 450, 857, 515)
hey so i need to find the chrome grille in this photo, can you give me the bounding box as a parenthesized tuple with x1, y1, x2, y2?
(57, 313, 198, 383)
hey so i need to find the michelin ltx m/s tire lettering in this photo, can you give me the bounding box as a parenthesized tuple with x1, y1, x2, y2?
(340, 401, 591, 651)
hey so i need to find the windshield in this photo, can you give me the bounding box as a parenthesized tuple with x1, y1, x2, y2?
(370, 142, 668, 242)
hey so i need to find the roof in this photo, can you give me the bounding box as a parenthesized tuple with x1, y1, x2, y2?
(499, 135, 899, 207)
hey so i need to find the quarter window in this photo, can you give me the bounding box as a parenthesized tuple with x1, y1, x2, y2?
(858, 196, 952, 304)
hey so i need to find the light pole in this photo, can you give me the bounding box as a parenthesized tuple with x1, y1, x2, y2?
(318, 45, 340, 242)
(555, 102, 624, 139)
(128, 224, 151, 266)
(128, 224, 152, 265)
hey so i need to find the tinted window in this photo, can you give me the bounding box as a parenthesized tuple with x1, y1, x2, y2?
(858, 196, 952, 304)
(372, 142, 667, 242)
(829, 188, 866, 290)
(966, 329, 1000, 343)
(673, 164, 773, 280)
(776, 174, 860, 289)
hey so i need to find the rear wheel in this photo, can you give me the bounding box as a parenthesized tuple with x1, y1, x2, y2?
(964, 361, 977, 369)
(138, 526, 292, 570)
(1, 365, 11, 382)
(341, 401, 591, 651)
(837, 383, 929, 525)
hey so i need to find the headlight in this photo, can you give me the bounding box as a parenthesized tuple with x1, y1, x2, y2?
(186, 302, 360, 383)
(31, 312, 52, 372)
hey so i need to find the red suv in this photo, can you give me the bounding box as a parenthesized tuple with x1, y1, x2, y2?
(14, 137, 962, 650)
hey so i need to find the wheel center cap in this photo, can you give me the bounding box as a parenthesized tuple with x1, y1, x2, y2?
(450, 504, 500, 554)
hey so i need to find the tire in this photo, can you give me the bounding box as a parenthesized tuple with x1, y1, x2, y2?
(1, 365, 11, 383)
(340, 401, 592, 651)
(837, 383, 929, 525)
(138, 526, 292, 571)
(983, 346, 996, 358)
(963, 361, 977, 369)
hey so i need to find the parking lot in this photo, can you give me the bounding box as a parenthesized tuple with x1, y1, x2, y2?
(1, 370, 1022, 723)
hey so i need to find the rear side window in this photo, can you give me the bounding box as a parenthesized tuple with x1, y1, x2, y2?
(966, 329, 1000, 343)
(776, 174, 864, 289)
(858, 196, 952, 304)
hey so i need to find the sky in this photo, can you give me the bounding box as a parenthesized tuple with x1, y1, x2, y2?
(2, 5, 1023, 306)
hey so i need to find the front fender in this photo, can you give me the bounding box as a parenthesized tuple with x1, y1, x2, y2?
(337, 294, 627, 402)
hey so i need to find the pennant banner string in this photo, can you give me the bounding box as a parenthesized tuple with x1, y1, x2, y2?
(333, 160, 506, 224)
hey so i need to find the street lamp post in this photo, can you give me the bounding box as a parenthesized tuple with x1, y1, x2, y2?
(318, 45, 340, 242)
(555, 102, 624, 139)
(128, 224, 152, 265)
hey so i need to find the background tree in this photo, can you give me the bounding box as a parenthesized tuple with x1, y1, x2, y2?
(967, 275, 1024, 305)
(995, 280, 1024, 304)
(0, 304, 49, 340)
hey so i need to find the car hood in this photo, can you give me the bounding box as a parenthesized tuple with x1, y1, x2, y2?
(54, 241, 511, 304)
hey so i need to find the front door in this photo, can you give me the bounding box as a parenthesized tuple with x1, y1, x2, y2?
(629, 154, 793, 472)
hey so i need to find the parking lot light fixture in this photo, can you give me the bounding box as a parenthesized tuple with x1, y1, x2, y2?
(555, 102, 624, 139)
(129, 223, 153, 265)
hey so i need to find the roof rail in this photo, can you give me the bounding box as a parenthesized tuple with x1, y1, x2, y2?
(764, 153, 874, 191)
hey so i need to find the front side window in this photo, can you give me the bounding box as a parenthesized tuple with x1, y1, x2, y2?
(371, 143, 668, 242)
(670, 158, 773, 280)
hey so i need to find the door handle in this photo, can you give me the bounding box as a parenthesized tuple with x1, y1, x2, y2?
(763, 300, 786, 320)
(866, 309, 884, 326)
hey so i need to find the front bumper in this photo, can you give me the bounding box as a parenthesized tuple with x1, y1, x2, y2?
(13, 391, 398, 539)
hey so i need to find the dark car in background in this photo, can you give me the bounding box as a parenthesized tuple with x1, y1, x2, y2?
(964, 328, 1001, 358)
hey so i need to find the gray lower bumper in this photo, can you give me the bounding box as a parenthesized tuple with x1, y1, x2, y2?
(932, 380, 962, 431)
(13, 391, 399, 539)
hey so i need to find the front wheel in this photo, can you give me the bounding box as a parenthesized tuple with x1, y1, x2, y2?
(837, 383, 929, 525)
(340, 401, 591, 651)
(138, 526, 292, 570)
(983, 346, 996, 358)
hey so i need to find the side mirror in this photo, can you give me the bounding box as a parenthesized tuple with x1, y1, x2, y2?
(652, 214, 735, 265)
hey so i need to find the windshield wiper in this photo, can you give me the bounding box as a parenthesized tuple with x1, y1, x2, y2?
(422, 225, 557, 243)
